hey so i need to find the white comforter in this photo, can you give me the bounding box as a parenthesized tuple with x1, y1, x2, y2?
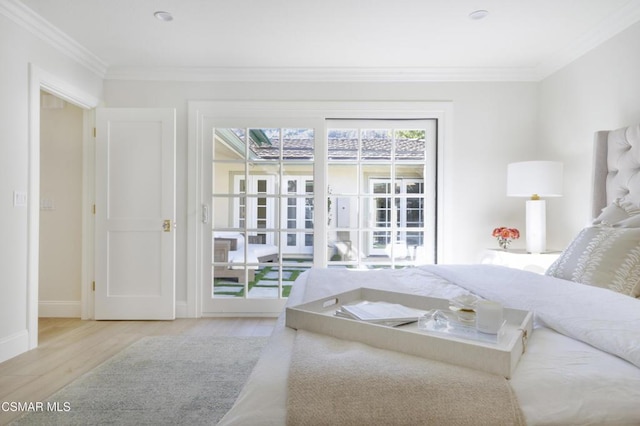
(218, 265, 640, 425)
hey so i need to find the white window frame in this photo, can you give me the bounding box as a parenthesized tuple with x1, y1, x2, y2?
(187, 101, 453, 317)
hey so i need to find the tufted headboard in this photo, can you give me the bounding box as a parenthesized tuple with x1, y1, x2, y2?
(592, 124, 640, 220)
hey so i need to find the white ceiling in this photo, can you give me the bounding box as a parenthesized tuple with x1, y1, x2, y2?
(8, 0, 640, 81)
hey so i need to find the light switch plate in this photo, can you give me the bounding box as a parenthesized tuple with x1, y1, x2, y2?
(13, 190, 27, 207)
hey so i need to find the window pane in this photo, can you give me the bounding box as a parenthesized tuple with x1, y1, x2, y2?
(362, 129, 392, 160)
(374, 183, 390, 194)
(212, 195, 242, 229)
(329, 228, 359, 264)
(247, 128, 279, 160)
(304, 232, 314, 247)
(305, 191, 314, 228)
(214, 128, 247, 160)
(396, 165, 425, 184)
(406, 182, 424, 194)
(282, 163, 313, 193)
(395, 129, 426, 160)
(363, 165, 391, 194)
(328, 164, 358, 196)
(328, 129, 358, 160)
(282, 128, 314, 160)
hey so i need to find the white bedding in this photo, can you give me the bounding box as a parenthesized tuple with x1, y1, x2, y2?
(218, 265, 640, 425)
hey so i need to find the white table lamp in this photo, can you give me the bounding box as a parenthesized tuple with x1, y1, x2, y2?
(507, 161, 563, 253)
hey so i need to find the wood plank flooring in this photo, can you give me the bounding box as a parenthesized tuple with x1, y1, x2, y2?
(0, 317, 276, 425)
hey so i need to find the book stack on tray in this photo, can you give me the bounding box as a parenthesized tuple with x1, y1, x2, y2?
(335, 301, 425, 327)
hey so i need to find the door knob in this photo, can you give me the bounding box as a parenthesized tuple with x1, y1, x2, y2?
(163, 219, 171, 232)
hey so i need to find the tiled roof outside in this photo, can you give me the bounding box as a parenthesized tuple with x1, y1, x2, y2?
(250, 138, 426, 160)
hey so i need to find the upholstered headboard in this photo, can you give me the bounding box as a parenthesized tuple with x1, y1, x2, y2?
(592, 124, 640, 220)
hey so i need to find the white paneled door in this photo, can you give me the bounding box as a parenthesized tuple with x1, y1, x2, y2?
(94, 108, 176, 319)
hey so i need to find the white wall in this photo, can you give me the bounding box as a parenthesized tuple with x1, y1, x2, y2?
(0, 13, 102, 362)
(104, 79, 539, 307)
(39, 93, 83, 317)
(539, 21, 640, 250)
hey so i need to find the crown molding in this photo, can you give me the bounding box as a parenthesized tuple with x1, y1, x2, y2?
(536, 1, 640, 79)
(3, 0, 639, 84)
(105, 66, 540, 83)
(0, 0, 107, 78)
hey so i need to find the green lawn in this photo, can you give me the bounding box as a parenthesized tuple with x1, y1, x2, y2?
(213, 263, 309, 298)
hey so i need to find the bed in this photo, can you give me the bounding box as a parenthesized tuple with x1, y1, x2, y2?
(218, 124, 640, 425)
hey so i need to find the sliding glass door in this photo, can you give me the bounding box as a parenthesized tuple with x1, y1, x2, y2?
(326, 120, 436, 267)
(191, 101, 446, 316)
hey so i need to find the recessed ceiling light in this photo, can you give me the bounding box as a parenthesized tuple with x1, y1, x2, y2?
(469, 9, 489, 20)
(154, 11, 173, 22)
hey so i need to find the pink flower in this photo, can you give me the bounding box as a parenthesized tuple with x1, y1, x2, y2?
(492, 227, 519, 240)
(492, 227, 505, 237)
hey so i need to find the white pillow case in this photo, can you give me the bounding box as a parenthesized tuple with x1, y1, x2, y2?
(593, 198, 640, 226)
(546, 226, 640, 297)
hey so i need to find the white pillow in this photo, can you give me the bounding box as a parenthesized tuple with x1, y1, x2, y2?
(593, 198, 640, 226)
(616, 214, 640, 228)
(546, 226, 640, 297)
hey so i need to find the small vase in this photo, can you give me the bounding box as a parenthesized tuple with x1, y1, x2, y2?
(497, 237, 511, 250)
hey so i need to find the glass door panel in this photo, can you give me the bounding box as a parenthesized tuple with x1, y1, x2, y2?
(327, 121, 435, 269)
(209, 127, 314, 308)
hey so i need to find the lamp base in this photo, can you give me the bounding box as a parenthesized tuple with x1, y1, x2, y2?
(526, 199, 546, 254)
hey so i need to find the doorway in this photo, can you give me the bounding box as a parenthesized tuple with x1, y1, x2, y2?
(39, 91, 83, 318)
(27, 64, 100, 350)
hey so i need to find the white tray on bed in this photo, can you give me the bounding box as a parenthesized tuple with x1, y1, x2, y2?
(286, 287, 533, 378)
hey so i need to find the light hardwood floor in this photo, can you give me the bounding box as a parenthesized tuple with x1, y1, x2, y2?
(0, 317, 276, 425)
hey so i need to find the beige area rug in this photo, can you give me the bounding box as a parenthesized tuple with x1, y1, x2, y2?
(11, 336, 268, 426)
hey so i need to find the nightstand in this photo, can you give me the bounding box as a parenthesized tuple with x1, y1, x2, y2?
(479, 249, 561, 274)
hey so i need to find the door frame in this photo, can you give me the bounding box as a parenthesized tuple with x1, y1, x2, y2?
(187, 100, 453, 318)
(27, 64, 100, 349)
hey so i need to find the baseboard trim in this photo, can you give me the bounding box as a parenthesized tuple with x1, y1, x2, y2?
(39, 300, 190, 319)
(0, 329, 29, 363)
(39, 300, 81, 318)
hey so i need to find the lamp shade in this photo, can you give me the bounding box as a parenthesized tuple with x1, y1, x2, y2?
(507, 161, 563, 198)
